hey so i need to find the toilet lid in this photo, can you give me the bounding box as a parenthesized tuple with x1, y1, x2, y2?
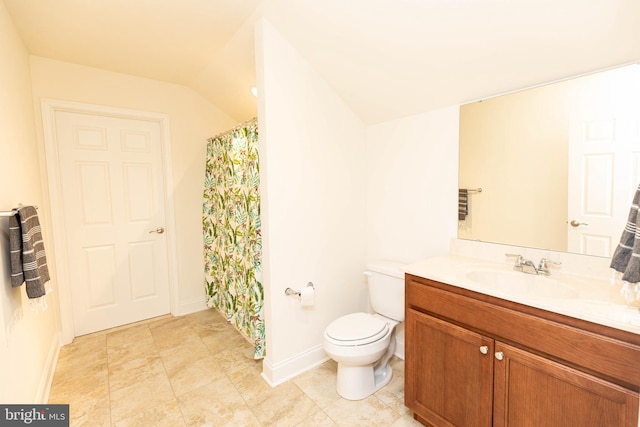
(325, 312, 389, 345)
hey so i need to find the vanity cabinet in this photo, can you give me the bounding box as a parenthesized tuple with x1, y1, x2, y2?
(405, 274, 640, 427)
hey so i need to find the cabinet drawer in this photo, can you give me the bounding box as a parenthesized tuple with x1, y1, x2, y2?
(407, 274, 640, 389)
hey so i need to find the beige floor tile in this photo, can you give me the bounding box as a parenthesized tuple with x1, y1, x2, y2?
(374, 368, 407, 414)
(55, 335, 107, 374)
(390, 356, 405, 373)
(166, 354, 226, 396)
(106, 324, 153, 348)
(323, 394, 402, 426)
(200, 327, 252, 354)
(88, 315, 172, 338)
(107, 354, 166, 392)
(211, 346, 260, 377)
(107, 335, 158, 366)
(295, 408, 339, 426)
(50, 342, 109, 403)
(226, 362, 272, 404)
(49, 311, 413, 427)
(176, 377, 246, 426)
(150, 322, 201, 352)
(184, 308, 227, 326)
(109, 370, 175, 423)
(67, 395, 111, 427)
(190, 320, 234, 340)
(389, 414, 426, 427)
(200, 406, 262, 427)
(159, 335, 211, 374)
(292, 360, 340, 409)
(147, 315, 191, 330)
(248, 381, 321, 426)
(50, 357, 108, 392)
(66, 332, 108, 350)
(112, 398, 186, 427)
(51, 375, 109, 403)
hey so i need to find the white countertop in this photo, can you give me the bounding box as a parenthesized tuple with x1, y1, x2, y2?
(403, 255, 640, 335)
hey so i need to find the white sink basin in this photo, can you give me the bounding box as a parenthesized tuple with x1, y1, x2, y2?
(465, 269, 579, 299)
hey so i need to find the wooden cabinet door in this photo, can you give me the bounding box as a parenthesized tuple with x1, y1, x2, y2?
(493, 342, 639, 427)
(405, 309, 494, 427)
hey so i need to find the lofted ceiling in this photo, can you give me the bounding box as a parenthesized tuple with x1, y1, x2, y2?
(4, 0, 640, 125)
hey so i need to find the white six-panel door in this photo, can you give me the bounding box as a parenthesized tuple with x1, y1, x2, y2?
(568, 112, 640, 257)
(53, 110, 171, 335)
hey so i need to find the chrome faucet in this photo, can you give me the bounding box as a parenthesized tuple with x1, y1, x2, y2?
(521, 258, 540, 275)
(505, 254, 561, 275)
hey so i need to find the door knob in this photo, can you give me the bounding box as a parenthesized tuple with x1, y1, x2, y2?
(479, 346, 488, 355)
(495, 351, 504, 361)
(149, 227, 165, 234)
(570, 220, 588, 227)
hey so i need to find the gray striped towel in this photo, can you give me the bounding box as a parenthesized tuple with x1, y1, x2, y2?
(458, 189, 468, 220)
(610, 185, 640, 285)
(9, 206, 50, 299)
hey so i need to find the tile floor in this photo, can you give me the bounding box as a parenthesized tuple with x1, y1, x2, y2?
(48, 309, 423, 426)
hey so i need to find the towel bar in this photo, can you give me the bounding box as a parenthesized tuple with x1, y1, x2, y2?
(0, 205, 39, 217)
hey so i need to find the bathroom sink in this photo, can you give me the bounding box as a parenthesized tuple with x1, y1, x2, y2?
(465, 269, 579, 299)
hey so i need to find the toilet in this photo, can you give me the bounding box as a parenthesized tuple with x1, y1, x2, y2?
(323, 261, 405, 400)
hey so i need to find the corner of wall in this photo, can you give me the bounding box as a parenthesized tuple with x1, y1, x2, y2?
(255, 15, 368, 381)
(261, 344, 329, 387)
(36, 331, 61, 404)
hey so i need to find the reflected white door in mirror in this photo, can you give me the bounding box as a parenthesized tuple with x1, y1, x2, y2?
(459, 63, 640, 258)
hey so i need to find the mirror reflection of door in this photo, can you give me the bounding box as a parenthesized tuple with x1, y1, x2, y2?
(567, 112, 637, 257)
(567, 66, 640, 257)
(459, 63, 640, 257)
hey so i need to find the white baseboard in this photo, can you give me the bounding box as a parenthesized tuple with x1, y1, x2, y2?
(261, 344, 329, 387)
(37, 331, 61, 403)
(177, 297, 208, 316)
(261, 335, 405, 388)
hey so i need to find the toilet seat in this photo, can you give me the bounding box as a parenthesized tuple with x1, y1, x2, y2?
(325, 313, 389, 346)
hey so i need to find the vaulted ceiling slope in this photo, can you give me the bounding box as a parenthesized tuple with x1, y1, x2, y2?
(5, 0, 640, 125)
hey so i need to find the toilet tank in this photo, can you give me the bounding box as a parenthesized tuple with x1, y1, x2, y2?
(365, 261, 405, 322)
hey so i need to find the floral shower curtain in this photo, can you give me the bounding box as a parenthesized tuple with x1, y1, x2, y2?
(202, 118, 264, 359)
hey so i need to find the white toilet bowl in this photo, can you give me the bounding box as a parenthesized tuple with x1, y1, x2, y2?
(323, 312, 399, 400)
(323, 261, 405, 400)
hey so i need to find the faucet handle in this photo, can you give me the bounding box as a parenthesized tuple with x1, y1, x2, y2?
(505, 253, 523, 270)
(538, 258, 561, 269)
(537, 258, 561, 275)
(505, 253, 523, 262)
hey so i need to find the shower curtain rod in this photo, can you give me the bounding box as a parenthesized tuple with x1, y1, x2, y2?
(208, 117, 257, 141)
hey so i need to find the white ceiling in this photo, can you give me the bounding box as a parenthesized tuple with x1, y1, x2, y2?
(4, 0, 640, 125)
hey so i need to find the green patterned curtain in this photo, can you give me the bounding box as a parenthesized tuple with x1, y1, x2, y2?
(202, 118, 264, 359)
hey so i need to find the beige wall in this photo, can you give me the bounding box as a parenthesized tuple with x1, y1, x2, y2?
(0, 2, 60, 402)
(29, 57, 239, 316)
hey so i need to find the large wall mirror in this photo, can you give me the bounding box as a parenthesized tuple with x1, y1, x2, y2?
(458, 63, 640, 258)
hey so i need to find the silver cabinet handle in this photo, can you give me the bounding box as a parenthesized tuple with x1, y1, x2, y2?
(479, 346, 488, 355)
(494, 351, 504, 361)
(570, 220, 588, 227)
(149, 227, 165, 234)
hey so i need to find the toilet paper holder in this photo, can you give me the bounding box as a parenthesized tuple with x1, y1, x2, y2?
(285, 282, 314, 297)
